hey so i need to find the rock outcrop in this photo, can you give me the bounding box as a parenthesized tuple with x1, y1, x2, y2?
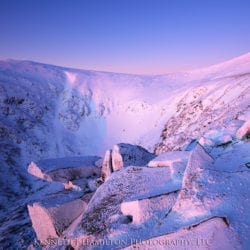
(28, 156, 101, 189)
(111, 145, 124, 171)
(26, 157, 100, 245)
(170, 143, 214, 219)
(101, 143, 155, 181)
(28, 196, 88, 242)
(101, 150, 112, 181)
(121, 192, 177, 224)
(25, 128, 250, 249)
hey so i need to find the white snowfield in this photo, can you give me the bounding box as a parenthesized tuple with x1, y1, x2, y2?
(0, 53, 249, 248)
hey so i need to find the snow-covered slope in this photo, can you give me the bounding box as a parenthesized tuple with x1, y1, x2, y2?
(0, 53, 249, 248)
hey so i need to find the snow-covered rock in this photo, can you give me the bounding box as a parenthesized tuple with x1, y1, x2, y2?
(115, 143, 155, 168)
(27, 191, 91, 242)
(67, 165, 183, 240)
(111, 145, 123, 171)
(148, 151, 189, 168)
(172, 143, 214, 219)
(28, 156, 101, 183)
(155, 75, 250, 154)
(197, 120, 244, 151)
(121, 192, 177, 224)
(152, 141, 250, 250)
(24, 137, 250, 249)
(101, 144, 155, 181)
(101, 150, 112, 181)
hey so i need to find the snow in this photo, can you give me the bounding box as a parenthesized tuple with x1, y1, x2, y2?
(124, 217, 241, 250)
(121, 192, 177, 225)
(84, 140, 247, 250)
(0, 53, 250, 248)
(67, 164, 184, 243)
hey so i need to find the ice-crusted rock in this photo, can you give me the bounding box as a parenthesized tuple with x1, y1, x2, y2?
(172, 143, 214, 219)
(25, 140, 250, 249)
(182, 143, 214, 189)
(197, 120, 244, 152)
(153, 141, 250, 250)
(27, 192, 91, 242)
(148, 151, 190, 168)
(28, 156, 101, 183)
(111, 145, 123, 171)
(116, 143, 155, 168)
(101, 144, 155, 181)
(27, 203, 58, 242)
(121, 192, 177, 224)
(101, 150, 112, 181)
(66, 165, 184, 241)
(237, 120, 250, 140)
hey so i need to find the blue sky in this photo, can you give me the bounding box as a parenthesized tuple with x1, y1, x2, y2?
(0, 0, 250, 74)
